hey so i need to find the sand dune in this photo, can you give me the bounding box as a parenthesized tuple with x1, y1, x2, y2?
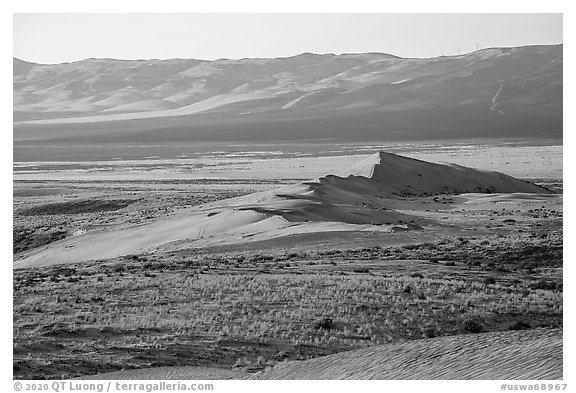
(81, 328, 561, 380)
(340, 152, 549, 195)
(256, 328, 562, 380)
(14, 152, 552, 269)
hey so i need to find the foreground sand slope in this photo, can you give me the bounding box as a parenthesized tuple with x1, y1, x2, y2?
(255, 328, 562, 380)
(14, 152, 553, 269)
(83, 328, 561, 380)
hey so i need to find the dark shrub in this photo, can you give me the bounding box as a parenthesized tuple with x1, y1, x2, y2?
(484, 277, 497, 285)
(423, 326, 437, 338)
(521, 289, 531, 297)
(509, 321, 531, 331)
(314, 317, 334, 330)
(462, 320, 484, 333)
(529, 280, 558, 290)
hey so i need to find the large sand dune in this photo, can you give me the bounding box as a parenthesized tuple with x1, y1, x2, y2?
(14, 152, 552, 269)
(340, 152, 549, 195)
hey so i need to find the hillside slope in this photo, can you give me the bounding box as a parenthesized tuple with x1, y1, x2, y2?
(13, 45, 562, 143)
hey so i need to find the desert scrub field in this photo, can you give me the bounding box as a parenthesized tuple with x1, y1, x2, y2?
(13, 231, 562, 379)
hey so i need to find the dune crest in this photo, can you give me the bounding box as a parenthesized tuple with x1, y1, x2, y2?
(335, 151, 551, 196)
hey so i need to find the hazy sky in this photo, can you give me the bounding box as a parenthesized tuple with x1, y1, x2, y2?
(14, 13, 562, 64)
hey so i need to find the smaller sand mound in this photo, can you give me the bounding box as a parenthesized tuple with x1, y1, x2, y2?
(255, 328, 562, 380)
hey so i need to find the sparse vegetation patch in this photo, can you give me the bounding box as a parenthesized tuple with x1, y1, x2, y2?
(14, 231, 562, 379)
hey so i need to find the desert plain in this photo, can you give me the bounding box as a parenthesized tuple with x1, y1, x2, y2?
(13, 140, 562, 380)
(12, 43, 564, 380)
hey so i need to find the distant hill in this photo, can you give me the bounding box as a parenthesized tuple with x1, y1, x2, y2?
(13, 45, 562, 144)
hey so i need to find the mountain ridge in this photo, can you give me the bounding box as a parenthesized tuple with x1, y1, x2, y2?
(13, 44, 561, 65)
(14, 44, 562, 143)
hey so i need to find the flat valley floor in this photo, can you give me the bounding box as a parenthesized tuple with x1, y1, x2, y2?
(13, 140, 563, 379)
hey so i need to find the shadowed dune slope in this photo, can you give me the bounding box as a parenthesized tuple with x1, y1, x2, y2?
(255, 328, 562, 380)
(247, 152, 552, 224)
(334, 151, 552, 195)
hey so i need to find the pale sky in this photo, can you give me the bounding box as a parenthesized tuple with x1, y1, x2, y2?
(14, 13, 562, 64)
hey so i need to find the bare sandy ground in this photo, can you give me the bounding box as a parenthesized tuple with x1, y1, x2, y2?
(255, 328, 562, 380)
(14, 152, 556, 269)
(13, 145, 563, 380)
(82, 328, 561, 380)
(13, 144, 563, 181)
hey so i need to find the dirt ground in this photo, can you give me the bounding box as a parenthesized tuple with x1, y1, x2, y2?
(13, 188, 562, 379)
(13, 145, 563, 380)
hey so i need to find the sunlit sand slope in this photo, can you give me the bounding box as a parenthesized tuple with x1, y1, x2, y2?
(256, 328, 562, 380)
